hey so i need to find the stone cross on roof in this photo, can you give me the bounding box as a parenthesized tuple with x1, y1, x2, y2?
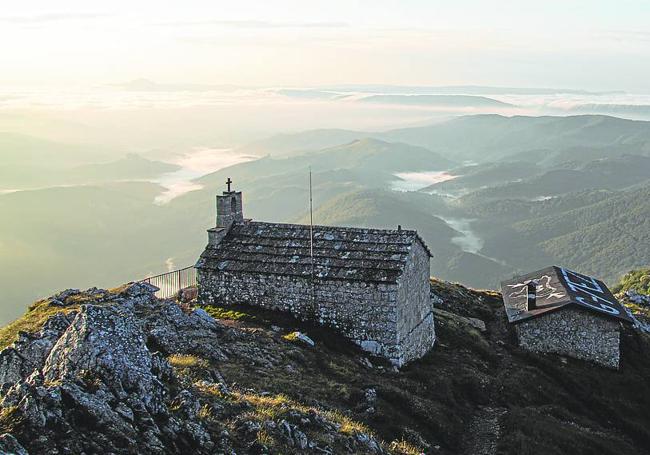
(226, 177, 233, 193)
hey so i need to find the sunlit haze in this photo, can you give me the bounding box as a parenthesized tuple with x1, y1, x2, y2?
(2, 2, 650, 451)
(2, 0, 650, 329)
(2, 0, 650, 91)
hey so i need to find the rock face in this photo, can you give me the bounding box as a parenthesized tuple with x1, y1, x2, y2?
(0, 312, 75, 394)
(2, 278, 649, 454)
(626, 289, 650, 306)
(0, 433, 28, 455)
(0, 283, 390, 455)
(0, 283, 226, 454)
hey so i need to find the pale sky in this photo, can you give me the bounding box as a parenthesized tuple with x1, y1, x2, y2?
(2, 0, 650, 91)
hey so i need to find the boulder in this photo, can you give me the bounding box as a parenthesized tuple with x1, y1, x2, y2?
(0, 433, 28, 455)
(0, 312, 76, 392)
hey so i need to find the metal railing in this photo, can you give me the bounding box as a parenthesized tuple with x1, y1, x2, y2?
(140, 266, 197, 299)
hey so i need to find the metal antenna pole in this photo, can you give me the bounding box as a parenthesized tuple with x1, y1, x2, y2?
(309, 168, 314, 266)
(309, 168, 316, 315)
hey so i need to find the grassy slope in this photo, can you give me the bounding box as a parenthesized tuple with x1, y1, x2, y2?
(1, 278, 650, 454)
(612, 269, 650, 322)
(203, 280, 650, 455)
(614, 269, 650, 295)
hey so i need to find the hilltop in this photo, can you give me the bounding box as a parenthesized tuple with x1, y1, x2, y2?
(0, 276, 649, 454)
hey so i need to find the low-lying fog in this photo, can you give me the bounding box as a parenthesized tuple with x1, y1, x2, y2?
(4, 84, 650, 153)
(153, 149, 256, 204)
(391, 171, 457, 192)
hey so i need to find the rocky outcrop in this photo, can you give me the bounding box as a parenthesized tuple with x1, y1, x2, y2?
(625, 289, 650, 307)
(0, 283, 392, 455)
(0, 312, 75, 394)
(2, 278, 649, 454)
(0, 433, 28, 455)
(0, 283, 226, 454)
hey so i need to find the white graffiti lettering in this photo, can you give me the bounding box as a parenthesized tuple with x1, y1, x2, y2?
(575, 296, 620, 315)
(559, 268, 619, 315)
(506, 275, 566, 304)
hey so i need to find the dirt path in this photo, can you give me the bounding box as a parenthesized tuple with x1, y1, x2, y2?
(461, 406, 508, 455)
(462, 307, 512, 455)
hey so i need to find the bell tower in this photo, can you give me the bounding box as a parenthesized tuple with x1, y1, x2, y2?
(216, 177, 243, 228)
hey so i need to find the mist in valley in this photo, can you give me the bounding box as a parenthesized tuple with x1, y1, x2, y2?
(3, 85, 650, 325)
(2, 1, 650, 325)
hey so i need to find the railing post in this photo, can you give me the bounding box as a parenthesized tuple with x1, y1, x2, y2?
(138, 266, 197, 300)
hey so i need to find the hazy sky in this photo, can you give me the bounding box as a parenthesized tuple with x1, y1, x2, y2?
(2, 0, 650, 91)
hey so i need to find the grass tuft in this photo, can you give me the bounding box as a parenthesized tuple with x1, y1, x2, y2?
(0, 406, 20, 434)
(324, 409, 373, 435)
(256, 428, 275, 448)
(197, 404, 213, 421)
(168, 354, 208, 369)
(388, 438, 425, 455)
(0, 300, 79, 351)
(227, 390, 374, 438)
(282, 332, 300, 342)
(203, 305, 255, 322)
(194, 381, 227, 399)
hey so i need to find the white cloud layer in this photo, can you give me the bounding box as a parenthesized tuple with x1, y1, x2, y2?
(0, 1, 649, 91)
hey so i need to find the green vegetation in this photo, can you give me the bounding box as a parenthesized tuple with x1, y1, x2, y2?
(203, 305, 256, 322)
(168, 354, 209, 370)
(282, 332, 302, 343)
(0, 300, 78, 351)
(194, 381, 420, 453)
(3, 114, 650, 324)
(0, 285, 130, 350)
(388, 439, 425, 455)
(613, 268, 650, 295)
(0, 406, 20, 434)
(206, 281, 650, 454)
(189, 365, 415, 453)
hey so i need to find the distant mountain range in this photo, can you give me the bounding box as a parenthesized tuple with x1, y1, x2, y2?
(2, 113, 650, 324)
(0, 149, 179, 190)
(239, 114, 650, 163)
(569, 104, 650, 117)
(356, 94, 514, 108)
(381, 114, 650, 162)
(114, 80, 626, 96)
(316, 84, 625, 96)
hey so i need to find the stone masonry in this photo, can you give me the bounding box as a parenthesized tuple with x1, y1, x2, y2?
(502, 266, 631, 369)
(516, 307, 620, 369)
(196, 187, 436, 367)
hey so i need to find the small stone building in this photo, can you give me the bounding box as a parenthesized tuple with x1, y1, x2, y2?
(196, 185, 435, 367)
(501, 266, 633, 369)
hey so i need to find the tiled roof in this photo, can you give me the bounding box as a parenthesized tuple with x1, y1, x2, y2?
(197, 221, 431, 283)
(501, 266, 633, 324)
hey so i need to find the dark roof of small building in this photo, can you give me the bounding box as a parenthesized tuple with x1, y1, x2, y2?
(197, 221, 432, 284)
(500, 266, 633, 324)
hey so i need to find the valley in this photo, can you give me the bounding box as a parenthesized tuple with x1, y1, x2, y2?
(1, 113, 650, 325)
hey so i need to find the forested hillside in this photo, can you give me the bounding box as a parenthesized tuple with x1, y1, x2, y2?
(2, 114, 650, 324)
